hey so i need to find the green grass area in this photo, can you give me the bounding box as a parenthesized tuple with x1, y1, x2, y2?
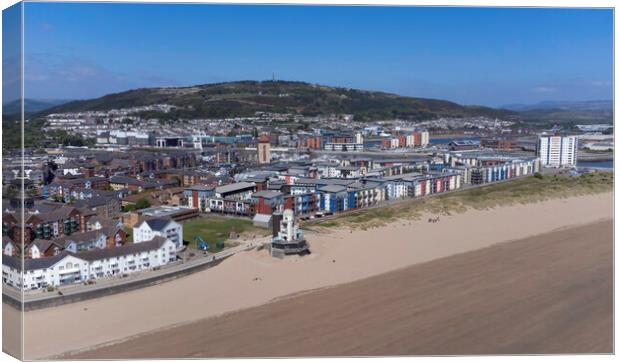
(123, 226, 133, 243)
(305, 172, 613, 231)
(181, 216, 268, 252)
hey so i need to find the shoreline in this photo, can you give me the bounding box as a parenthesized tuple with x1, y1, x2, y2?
(73, 219, 613, 358)
(9, 191, 613, 359)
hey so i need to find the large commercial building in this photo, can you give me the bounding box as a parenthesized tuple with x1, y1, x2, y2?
(538, 135, 578, 167)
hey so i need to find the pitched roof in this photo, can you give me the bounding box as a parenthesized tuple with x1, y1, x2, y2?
(135, 218, 172, 231)
(34, 206, 79, 222)
(110, 176, 158, 188)
(3, 236, 170, 271)
(31, 239, 62, 252)
(3, 251, 72, 272)
(74, 195, 118, 208)
(2, 236, 12, 247)
(76, 236, 168, 261)
(55, 230, 106, 248)
(86, 216, 119, 228)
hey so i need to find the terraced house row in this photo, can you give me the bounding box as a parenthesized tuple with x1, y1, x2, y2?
(183, 152, 541, 224)
(444, 151, 541, 185)
(183, 169, 463, 220)
(2, 236, 177, 290)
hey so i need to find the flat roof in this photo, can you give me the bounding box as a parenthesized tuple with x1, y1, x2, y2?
(140, 205, 195, 217)
(319, 184, 348, 193)
(215, 181, 256, 194)
(252, 190, 283, 199)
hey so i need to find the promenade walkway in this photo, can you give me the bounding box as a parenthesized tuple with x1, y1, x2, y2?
(3, 236, 272, 309)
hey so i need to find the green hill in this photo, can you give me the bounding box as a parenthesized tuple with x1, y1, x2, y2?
(3, 98, 72, 115)
(38, 80, 516, 121)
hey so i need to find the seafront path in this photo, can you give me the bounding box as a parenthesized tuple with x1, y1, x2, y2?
(3, 235, 272, 309)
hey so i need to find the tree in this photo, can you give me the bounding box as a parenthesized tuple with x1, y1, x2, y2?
(26, 188, 39, 198)
(135, 198, 151, 210)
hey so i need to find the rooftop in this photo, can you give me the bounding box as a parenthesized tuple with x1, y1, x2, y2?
(252, 190, 283, 199)
(215, 182, 256, 194)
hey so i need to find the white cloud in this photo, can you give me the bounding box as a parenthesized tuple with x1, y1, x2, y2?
(532, 86, 557, 93)
(591, 80, 612, 87)
(23, 52, 178, 99)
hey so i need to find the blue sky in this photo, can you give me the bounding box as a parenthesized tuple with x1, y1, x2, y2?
(15, 3, 615, 107)
(2, 2, 21, 105)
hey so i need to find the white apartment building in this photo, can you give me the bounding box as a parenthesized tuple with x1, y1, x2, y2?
(538, 135, 578, 167)
(133, 218, 184, 250)
(323, 143, 364, 152)
(405, 134, 415, 147)
(420, 131, 430, 147)
(355, 132, 364, 145)
(2, 237, 177, 290)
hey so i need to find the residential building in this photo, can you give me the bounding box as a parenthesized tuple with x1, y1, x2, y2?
(133, 218, 183, 250)
(257, 134, 271, 164)
(184, 185, 216, 211)
(324, 142, 364, 152)
(214, 182, 256, 200)
(538, 135, 578, 167)
(2, 236, 176, 290)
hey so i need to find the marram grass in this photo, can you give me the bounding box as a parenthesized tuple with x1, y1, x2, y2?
(305, 172, 613, 231)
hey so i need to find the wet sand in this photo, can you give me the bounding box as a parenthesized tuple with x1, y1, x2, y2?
(73, 219, 614, 358)
(9, 192, 613, 359)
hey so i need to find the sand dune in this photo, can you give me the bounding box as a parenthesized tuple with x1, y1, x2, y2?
(73, 219, 613, 358)
(8, 192, 612, 359)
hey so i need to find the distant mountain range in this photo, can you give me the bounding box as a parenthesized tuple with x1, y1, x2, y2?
(502, 100, 613, 125)
(502, 100, 612, 112)
(30, 80, 517, 121)
(3, 98, 73, 115)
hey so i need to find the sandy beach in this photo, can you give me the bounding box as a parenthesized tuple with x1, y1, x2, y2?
(6, 192, 612, 359)
(74, 219, 613, 357)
